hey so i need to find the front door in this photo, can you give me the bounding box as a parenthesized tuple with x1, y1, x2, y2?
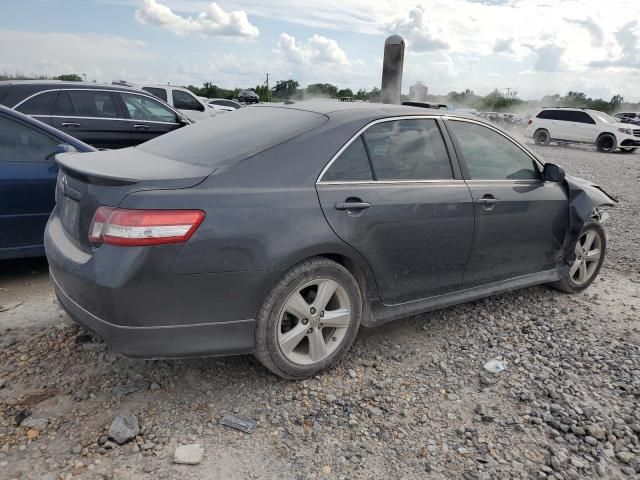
(118, 92, 182, 145)
(316, 118, 475, 304)
(445, 119, 569, 286)
(0, 114, 60, 255)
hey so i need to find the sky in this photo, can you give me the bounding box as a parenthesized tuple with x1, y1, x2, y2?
(1, 0, 639, 101)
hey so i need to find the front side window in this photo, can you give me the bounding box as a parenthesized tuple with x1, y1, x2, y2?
(0, 115, 60, 163)
(571, 111, 596, 124)
(69, 91, 119, 118)
(449, 120, 539, 180)
(120, 93, 178, 123)
(172, 90, 204, 111)
(53, 91, 75, 116)
(142, 87, 168, 102)
(322, 136, 372, 182)
(15, 91, 58, 115)
(363, 119, 452, 180)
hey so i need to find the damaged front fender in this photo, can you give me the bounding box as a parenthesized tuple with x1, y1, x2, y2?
(561, 174, 617, 264)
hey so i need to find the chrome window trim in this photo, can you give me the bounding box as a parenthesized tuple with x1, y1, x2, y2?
(444, 115, 544, 170)
(319, 179, 466, 186)
(12, 88, 182, 121)
(316, 114, 448, 185)
(29, 114, 179, 126)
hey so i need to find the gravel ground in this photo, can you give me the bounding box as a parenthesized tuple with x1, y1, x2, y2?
(1, 140, 639, 480)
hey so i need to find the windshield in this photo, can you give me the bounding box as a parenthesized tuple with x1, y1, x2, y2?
(590, 111, 617, 123)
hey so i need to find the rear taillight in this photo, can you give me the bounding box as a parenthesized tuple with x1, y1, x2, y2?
(527, 119, 533, 126)
(89, 207, 205, 246)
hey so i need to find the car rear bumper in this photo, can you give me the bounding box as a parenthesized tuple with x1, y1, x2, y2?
(52, 271, 255, 358)
(45, 211, 282, 358)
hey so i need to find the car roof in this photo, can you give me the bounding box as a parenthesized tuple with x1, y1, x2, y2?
(0, 80, 147, 93)
(250, 100, 474, 119)
(0, 104, 96, 151)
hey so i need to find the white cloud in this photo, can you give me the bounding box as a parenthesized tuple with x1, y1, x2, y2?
(275, 33, 350, 66)
(384, 5, 449, 52)
(134, 0, 258, 38)
(532, 44, 567, 72)
(590, 20, 640, 69)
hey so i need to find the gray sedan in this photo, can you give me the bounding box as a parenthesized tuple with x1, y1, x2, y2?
(44, 102, 615, 379)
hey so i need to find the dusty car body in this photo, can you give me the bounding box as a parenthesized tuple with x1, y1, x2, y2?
(44, 102, 614, 378)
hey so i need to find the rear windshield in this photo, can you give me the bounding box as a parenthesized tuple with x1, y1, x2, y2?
(138, 106, 327, 166)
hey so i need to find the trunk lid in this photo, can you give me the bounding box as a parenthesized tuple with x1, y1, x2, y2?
(55, 148, 213, 251)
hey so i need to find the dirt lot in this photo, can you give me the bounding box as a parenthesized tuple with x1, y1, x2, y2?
(1, 140, 639, 480)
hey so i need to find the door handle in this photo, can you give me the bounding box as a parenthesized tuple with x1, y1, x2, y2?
(133, 124, 150, 129)
(476, 195, 499, 210)
(61, 122, 80, 127)
(334, 201, 371, 211)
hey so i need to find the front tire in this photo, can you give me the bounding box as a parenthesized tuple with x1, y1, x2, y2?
(254, 258, 362, 379)
(549, 221, 606, 294)
(596, 134, 617, 153)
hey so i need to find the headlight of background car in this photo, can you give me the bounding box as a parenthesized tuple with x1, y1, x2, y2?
(617, 127, 633, 135)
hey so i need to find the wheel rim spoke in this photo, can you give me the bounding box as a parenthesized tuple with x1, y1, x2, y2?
(320, 308, 351, 328)
(285, 291, 310, 320)
(313, 279, 338, 311)
(586, 248, 601, 262)
(579, 262, 588, 283)
(570, 258, 581, 277)
(582, 231, 596, 251)
(279, 323, 309, 355)
(308, 329, 328, 362)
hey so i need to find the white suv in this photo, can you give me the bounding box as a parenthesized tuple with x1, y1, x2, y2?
(526, 108, 640, 153)
(138, 84, 217, 122)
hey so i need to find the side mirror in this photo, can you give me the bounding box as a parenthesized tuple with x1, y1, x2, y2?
(48, 143, 78, 161)
(543, 163, 565, 183)
(178, 115, 191, 127)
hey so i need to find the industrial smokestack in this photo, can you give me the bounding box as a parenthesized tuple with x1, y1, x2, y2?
(381, 35, 405, 104)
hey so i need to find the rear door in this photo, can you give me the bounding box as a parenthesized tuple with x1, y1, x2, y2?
(0, 113, 61, 253)
(118, 92, 182, 145)
(445, 118, 568, 286)
(316, 117, 474, 304)
(50, 90, 132, 149)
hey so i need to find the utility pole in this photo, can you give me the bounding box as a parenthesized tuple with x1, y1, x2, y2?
(265, 73, 270, 102)
(505, 87, 513, 99)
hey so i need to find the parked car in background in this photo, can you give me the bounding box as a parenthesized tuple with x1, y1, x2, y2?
(527, 107, 640, 153)
(238, 89, 260, 104)
(207, 98, 243, 112)
(138, 84, 216, 122)
(0, 81, 190, 149)
(45, 102, 614, 379)
(613, 112, 640, 126)
(0, 105, 95, 260)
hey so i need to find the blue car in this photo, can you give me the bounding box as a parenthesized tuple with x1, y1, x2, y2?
(0, 105, 95, 260)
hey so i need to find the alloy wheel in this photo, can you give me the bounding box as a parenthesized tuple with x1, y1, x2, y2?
(277, 279, 352, 365)
(570, 230, 602, 286)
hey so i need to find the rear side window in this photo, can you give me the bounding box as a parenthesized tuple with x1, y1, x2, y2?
(363, 119, 452, 180)
(69, 91, 119, 118)
(172, 90, 204, 112)
(0, 115, 60, 163)
(322, 136, 372, 182)
(449, 120, 539, 180)
(15, 91, 58, 115)
(53, 91, 75, 116)
(142, 87, 168, 102)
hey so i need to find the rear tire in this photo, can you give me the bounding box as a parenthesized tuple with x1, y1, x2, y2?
(254, 257, 362, 379)
(549, 221, 606, 294)
(596, 134, 617, 153)
(534, 129, 551, 146)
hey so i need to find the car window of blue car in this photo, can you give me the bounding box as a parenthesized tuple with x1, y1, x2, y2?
(449, 120, 539, 180)
(0, 116, 60, 163)
(363, 119, 453, 180)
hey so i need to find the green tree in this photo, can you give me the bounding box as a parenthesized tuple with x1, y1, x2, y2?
(337, 88, 354, 98)
(306, 83, 338, 98)
(273, 79, 299, 100)
(355, 88, 368, 100)
(56, 74, 82, 82)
